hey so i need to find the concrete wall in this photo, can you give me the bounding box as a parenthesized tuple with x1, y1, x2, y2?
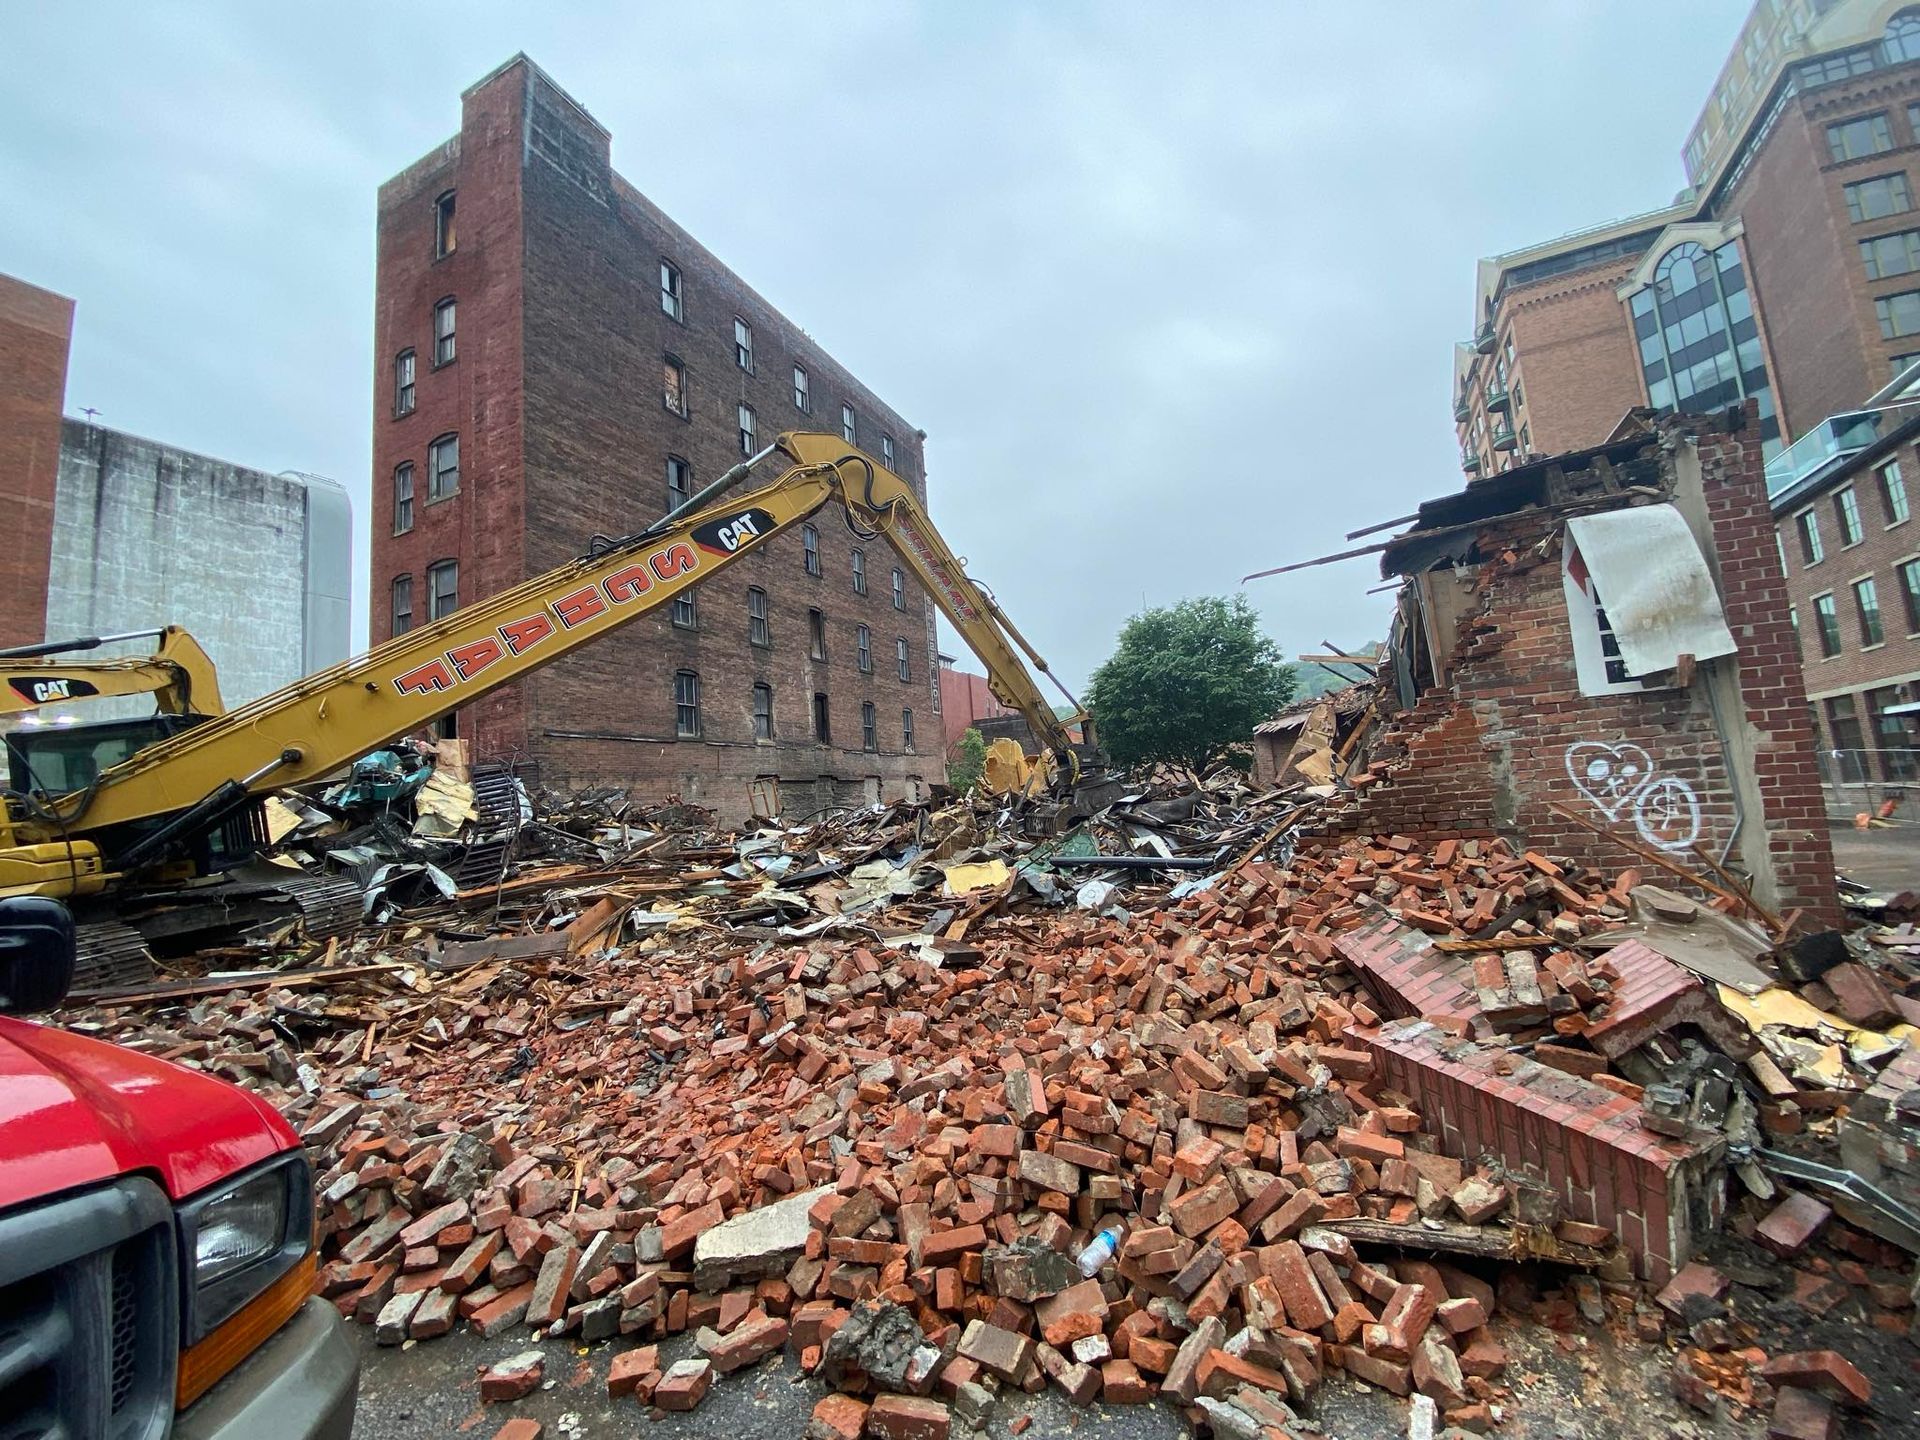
(0, 274, 73, 649)
(44, 421, 351, 716)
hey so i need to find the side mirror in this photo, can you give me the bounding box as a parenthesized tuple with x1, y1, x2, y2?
(0, 897, 76, 1014)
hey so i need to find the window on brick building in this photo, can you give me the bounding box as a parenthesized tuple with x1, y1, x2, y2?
(434, 191, 456, 258)
(1837, 486, 1865, 545)
(851, 548, 866, 595)
(1876, 289, 1920, 338)
(391, 575, 413, 636)
(861, 702, 877, 752)
(667, 454, 690, 509)
(802, 524, 820, 576)
(882, 434, 896, 471)
(902, 709, 915, 753)
(793, 364, 810, 413)
(1798, 508, 1824, 564)
(1829, 113, 1894, 162)
(841, 403, 856, 444)
(1828, 693, 1868, 781)
(752, 683, 774, 741)
(738, 403, 756, 455)
(1870, 684, 1919, 779)
(1902, 558, 1920, 631)
(891, 568, 905, 610)
(660, 259, 682, 320)
(813, 692, 831, 744)
(856, 625, 872, 673)
(1849, 173, 1916, 224)
(664, 356, 687, 416)
(428, 433, 459, 500)
(433, 298, 456, 366)
(1815, 592, 1842, 656)
(1857, 576, 1885, 645)
(393, 462, 414, 535)
(673, 584, 697, 630)
(1894, 351, 1920, 378)
(808, 608, 827, 661)
(1881, 460, 1911, 525)
(1861, 228, 1920, 280)
(428, 559, 458, 620)
(1892, 12, 1920, 62)
(1629, 240, 1781, 458)
(1777, 530, 1791, 576)
(733, 317, 754, 373)
(896, 637, 911, 681)
(748, 586, 770, 647)
(394, 350, 416, 417)
(674, 670, 700, 737)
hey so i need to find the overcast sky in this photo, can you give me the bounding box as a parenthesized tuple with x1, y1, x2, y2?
(1, 2, 1749, 693)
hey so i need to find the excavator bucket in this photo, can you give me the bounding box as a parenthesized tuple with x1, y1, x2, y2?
(980, 737, 1035, 798)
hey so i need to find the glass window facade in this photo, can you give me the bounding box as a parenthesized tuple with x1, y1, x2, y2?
(1628, 240, 1780, 457)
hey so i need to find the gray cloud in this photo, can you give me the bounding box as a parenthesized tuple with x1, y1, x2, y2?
(0, 1, 1746, 692)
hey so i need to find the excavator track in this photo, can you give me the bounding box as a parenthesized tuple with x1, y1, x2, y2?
(71, 919, 157, 992)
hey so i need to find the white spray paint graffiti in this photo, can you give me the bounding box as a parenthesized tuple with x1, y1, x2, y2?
(1564, 740, 1702, 852)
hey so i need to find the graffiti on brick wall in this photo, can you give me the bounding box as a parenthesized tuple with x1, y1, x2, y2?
(1565, 740, 1701, 852)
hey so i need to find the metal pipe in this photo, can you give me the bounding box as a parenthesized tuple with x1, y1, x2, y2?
(639, 443, 784, 539)
(1049, 854, 1216, 871)
(0, 628, 169, 661)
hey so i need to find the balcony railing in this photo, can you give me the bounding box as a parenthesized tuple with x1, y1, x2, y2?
(1490, 419, 1517, 451)
(1485, 382, 1511, 414)
(1453, 394, 1471, 423)
(1474, 321, 1496, 355)
(1461, 449, 1482, 474)
(1764, 403, 1920, 500)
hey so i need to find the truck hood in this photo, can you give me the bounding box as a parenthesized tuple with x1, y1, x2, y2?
(0, 1014, 298, 1211)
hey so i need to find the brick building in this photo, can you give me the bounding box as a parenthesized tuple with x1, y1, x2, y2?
(1315, 410, 1838, 926)
(1454, 1, 1920, 478)
(372, 56, 937, 821)
(1768, 376, 1920, 781)
(0, 273, 74, 649)
(937, 663, 1014, 755)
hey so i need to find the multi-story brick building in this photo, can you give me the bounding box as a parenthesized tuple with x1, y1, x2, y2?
(372, 56, 938, 821)
(0, 273, 75, 649)
(1454, 0, 1920, 478)
(1769, 377, 1920, 781)
(937, 663, 1014, 755)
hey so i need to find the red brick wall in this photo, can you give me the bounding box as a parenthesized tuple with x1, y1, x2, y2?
(370, 58, 938, 819)
(0, 274, 73, 648)
(939, 667, 1012, 754)
(1503, 261, 1648, 458)
(1314, 416, 1838, 923)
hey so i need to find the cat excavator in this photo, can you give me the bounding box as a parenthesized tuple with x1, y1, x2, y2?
(0, 433, 1113, 996)
(0, 625, 225, 719)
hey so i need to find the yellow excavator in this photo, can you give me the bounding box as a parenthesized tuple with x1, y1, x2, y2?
(0, 625, 225, 720)
(0, 434, 1112, 996)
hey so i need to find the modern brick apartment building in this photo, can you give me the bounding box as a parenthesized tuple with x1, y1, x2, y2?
(1771, 387, 1920, 782)
(0, 273, 74, 649)
(372, 56, 938, 821)
(1453, 0, 1920, 478)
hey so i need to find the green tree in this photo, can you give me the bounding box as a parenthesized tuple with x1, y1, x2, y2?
(947, 728, 987, 792)
(1085, 595, 1296, 772)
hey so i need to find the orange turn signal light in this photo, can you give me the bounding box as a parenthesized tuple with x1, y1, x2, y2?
(175, 1252, 317, 1410)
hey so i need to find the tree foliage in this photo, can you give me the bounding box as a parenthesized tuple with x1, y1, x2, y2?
(947, 727, 987, 792)
(1085, 595, 1296, 772)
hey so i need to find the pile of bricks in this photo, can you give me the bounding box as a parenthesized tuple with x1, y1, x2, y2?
(73, 822, 1917, 1436)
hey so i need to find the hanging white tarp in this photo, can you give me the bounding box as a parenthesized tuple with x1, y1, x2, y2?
(1566, 504, 1736, 677)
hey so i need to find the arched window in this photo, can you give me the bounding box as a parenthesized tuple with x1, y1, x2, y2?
(1627, 236, 1780, 458)
(1886, 10, 1920, 63)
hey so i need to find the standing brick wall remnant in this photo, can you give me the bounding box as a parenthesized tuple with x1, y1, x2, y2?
(1311, 412, 1838, 926)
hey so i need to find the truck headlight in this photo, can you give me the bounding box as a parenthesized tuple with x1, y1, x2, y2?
(176, 1153, 312, 1344)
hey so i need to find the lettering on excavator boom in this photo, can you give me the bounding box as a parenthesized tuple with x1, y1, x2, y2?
(389, 512, 772, 701)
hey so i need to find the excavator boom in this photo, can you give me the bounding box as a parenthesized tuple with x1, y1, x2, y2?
(1, 435, 1100, 897)
(0, 626, 224, 718)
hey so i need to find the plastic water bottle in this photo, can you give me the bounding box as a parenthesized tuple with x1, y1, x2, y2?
(1076, 1221, 1125, 1277)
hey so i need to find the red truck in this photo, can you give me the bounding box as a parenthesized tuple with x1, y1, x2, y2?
(0, 896, 358, 1438)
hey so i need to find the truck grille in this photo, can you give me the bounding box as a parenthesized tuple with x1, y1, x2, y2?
(0, 1177, 177, 1440)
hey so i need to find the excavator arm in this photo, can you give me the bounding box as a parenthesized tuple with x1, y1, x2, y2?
(2, 435, 1100, 893)
(0, 626, 225, 718)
